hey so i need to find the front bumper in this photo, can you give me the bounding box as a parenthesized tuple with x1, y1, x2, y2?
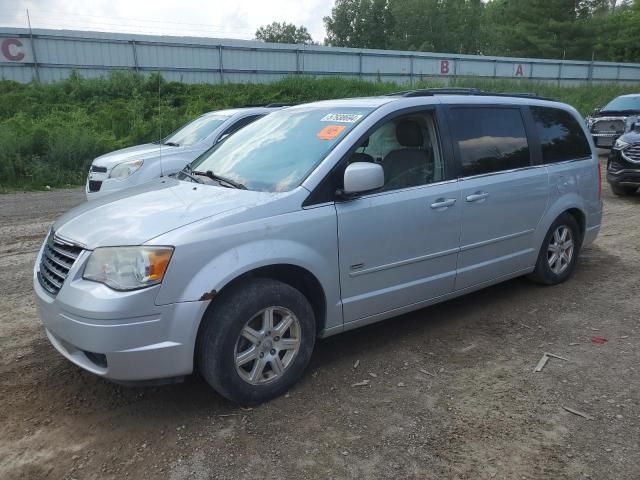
(607, 149, 640, 186)
(607, 169, 640, 187)
(590, 133, 619, 149)
(85, 170, 141, 201)
(33, 248, 209, 382)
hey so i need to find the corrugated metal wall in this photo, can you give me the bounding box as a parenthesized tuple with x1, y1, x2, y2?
(2, 27, 640, 85)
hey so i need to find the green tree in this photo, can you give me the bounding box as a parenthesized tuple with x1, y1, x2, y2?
(324, 0, 394, 49)
(593, 0, 640, 61)
(323, 0, 640, 61)
(482, 0, 598, 60)
(326, 0, 484, 53)
(255, 22, 313, 44)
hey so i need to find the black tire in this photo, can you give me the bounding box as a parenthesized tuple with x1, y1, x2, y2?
(528, 213, 582, 286)
(197, 278, 315, 405)
(611, 184, 637, 196)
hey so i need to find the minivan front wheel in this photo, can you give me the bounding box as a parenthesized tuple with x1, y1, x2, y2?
(528, 213, 581, 285)
(197, 278, 315, 405)
(234, 306, 302, 385)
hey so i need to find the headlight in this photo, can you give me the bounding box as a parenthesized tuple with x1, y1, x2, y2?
(614, 138, 630, 150)
(109, 159, 144, 179)
(83, 246, 173, 291)
(625, 116, 639, 132)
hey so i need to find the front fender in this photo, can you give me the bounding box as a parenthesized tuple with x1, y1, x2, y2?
(153, 204, 343, 331)
(179, 239, 331, 302)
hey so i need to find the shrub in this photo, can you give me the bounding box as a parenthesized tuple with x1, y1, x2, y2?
(0, 72, 638, 191)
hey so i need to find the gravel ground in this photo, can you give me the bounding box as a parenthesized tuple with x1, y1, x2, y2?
(0, 159, 639, 479)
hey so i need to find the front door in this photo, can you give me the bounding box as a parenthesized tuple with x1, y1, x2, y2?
(335, 109, 462, 324)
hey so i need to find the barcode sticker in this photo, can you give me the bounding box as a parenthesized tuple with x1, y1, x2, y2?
(321, 113, 363, 123)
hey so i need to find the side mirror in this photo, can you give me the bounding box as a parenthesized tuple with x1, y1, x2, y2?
(342, 162, 384, 196)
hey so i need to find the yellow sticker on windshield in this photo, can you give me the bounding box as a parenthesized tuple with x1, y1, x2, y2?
(317, 125, 346, 140)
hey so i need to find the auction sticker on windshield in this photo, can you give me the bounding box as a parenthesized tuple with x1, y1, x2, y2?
(317, 125, 347, 140)
(321, 113, 363, 123)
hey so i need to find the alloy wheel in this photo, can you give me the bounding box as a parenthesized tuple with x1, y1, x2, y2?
(547, 225, 574, 275)
(234, 306, 301, 385)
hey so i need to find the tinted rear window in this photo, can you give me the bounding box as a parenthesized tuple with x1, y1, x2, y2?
(449, 107, 530, 177)
(530, 107, 591, 163)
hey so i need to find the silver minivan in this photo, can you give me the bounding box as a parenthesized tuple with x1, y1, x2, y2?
(34, 90, 602, 404)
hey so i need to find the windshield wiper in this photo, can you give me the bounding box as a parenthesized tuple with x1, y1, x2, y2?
(179, 164, 203, 183)
(192, 170, 247, 190)
(163, 141, 180, 147)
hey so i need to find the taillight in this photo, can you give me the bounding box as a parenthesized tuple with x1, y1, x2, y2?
(597, 161, 602, 199)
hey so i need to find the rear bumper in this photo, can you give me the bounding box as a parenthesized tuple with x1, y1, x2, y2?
(34, 268, 209, 382)
(583, 224, 601, 249)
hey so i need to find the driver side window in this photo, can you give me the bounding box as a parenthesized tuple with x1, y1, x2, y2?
(349, 111, 444, 192)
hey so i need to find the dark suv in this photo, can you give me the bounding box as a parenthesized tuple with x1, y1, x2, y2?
(586, 94, 640, 149)
(607, 119, 640, 196)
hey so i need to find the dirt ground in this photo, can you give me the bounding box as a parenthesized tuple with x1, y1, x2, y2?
(0, 159, 638, 480)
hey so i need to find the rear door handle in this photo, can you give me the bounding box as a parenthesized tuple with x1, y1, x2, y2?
(430, 198, 457, 209)
(466, 192, 489, 203)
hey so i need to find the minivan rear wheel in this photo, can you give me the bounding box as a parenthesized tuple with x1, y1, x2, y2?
(528, 213, 581, 285)
(197, 278, 315, 405)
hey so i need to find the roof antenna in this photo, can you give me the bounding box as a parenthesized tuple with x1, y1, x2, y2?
(158, 72, 164, 177)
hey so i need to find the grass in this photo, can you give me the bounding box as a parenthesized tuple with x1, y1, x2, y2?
(0, 71, 638, 191)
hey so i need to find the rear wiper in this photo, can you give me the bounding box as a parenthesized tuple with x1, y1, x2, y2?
(192, 170, 247, 190)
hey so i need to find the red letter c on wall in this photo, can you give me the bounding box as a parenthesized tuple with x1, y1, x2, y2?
(1, 38, 25, 61)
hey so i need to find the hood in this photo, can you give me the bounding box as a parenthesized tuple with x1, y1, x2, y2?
(53, 178, 281, 248)
(593, 109, 639, 118)
(619, 129, 640, 144)
(92, 143, 194, 169)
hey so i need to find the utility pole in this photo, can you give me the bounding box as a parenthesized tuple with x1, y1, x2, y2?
(26, 9, 40, 83)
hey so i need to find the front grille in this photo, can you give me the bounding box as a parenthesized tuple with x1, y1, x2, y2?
(88, 180, 102, 192)
(90, 165, 107, 173)
(623, 144, 640, 163)
(592, 118, 625, 134)
(37, 234, 83, 296)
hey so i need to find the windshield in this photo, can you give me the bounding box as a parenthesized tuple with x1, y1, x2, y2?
(603, 96, 640, 112)
(190, 106, 373, 192)
(162, 114, 229, 147)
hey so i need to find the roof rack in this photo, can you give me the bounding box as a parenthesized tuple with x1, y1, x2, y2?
(241, 102, 295, 108)
(265, 103, 294, 108)
(387, 88, 553, 101)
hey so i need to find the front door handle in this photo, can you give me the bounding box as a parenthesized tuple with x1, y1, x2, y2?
(466, 192, 489, 203)
(430, 198, 456, 209)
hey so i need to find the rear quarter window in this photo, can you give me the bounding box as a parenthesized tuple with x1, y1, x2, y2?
(530, 106, 591, 163)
